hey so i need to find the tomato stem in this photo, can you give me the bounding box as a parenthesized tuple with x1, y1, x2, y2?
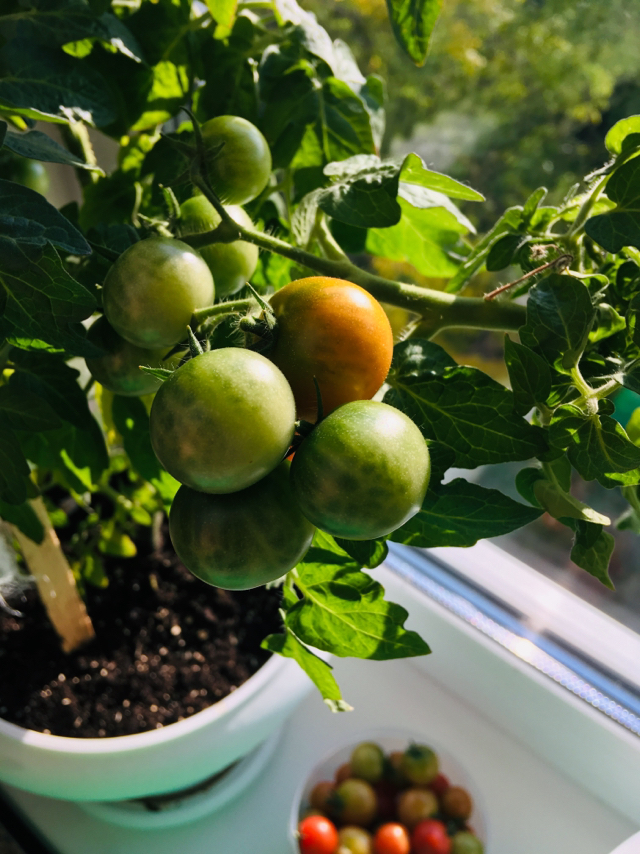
(192, 297, 257, 324)
(184, 175, 526, 333)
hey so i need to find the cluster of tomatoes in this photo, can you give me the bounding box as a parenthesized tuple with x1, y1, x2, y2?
(85, 114, 431, 591)
(297, 741, 483, 854)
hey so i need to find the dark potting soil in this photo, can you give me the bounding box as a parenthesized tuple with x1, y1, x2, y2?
(0, 520, 282, 738)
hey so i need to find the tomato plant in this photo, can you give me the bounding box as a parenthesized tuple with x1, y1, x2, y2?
(268, 277, 394, 421)
(201, 115, 272, 206)
(102, 236, 214, 349)
(291, 401, 431, 539)
(177, 195, 258, 297)
(1, 0, 639, 717)
(150, 348, 296, 493)
(169, 462, 314, 590)
(298, 814, 339, 854)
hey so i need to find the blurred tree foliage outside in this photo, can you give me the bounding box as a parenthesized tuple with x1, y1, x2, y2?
(303, 0, 640, 229)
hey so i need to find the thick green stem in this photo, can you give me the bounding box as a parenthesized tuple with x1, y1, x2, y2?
(182, 186, 527, 333)
(565, 174, 608, 241)
(192, 297, 256, 324)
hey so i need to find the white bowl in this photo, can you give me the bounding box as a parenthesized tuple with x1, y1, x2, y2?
(609, 832, 640, 854)
(289, 727, 489, 853)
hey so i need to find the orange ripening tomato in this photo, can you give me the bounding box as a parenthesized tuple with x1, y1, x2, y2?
(268, 277, 394, 422)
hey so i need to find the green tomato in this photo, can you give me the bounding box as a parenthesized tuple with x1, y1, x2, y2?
(169, 462, 314, 590)
(177, 195, 259, 297)
(85, 316, 182, 397)
(400, 744, 439, 787)
(149, 348, 296, 493)
(201, 115, 271, 206)
(350, 742, 385, 783)
(451, 832, 484, 854)
(102, 236, 214, 349)
(13, 159, 50, 194)
(291, 401, 430, 540)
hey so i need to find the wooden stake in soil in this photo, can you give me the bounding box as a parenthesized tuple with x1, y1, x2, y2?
(12, 498, 95, 653)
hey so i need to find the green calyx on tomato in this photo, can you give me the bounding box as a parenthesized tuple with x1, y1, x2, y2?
(149, 347, 296, 493)
(86, 316, 182, 397)
(201, 115, 272, 206)
(169, 461, 314, 590)
(268, 277, 394, 422)
(291, 400, 431, 540)
(177, 195, 259, 298)
(102, 236, 214, 350)
(400, 745, 439, 787)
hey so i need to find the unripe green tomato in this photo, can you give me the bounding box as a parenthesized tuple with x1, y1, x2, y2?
(102, 236, 214, 349)
(338, 826, 373, 854)
(291, 401, 430, 540)
(13, 159, 50, 194)
(149, 348, 296, 493)
(201, 115, 271, 205)
(169, 462, 314, 590)
(400, 745, 439, 787)
(177, 195, 258, 297)
(334, 779, 377, 827)
(85, 316, 181, 397)
(451, 832, 483, 854)
(350, 742, 385, 783)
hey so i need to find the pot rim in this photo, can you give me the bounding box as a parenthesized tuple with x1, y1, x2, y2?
(0, 652, 286, 753)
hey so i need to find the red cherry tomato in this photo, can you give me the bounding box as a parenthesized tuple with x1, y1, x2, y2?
(411, 820, 452, 854)
(373, 823, 410, 854)
(298, 814, 339, 854)
(429, 774, 450, 799)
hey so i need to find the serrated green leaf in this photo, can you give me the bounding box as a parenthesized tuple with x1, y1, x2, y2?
(9, 350, 95, 430)
(515, 466, 545, 508)
(390, 337, 457, 378)
(0, 179, 91, 255)
(549, 404, 640, 481)
(320, 77, 376, 163)
(532, 480, 611, 525)
(366, 198, 467, 278)
(0, 40, 117, 126)
(485, 233, 522, 272)
(385, 0, 442, 66)
(503, 336, 552, 416)
(2, 128, 100, 171)
(317, 155, 400, 228)
(0, 427, 32, 504)
(390, 478, 541, 548)
(520, 274, 595, 374)
(589, 303, 626, 344)
(78, 170, 138, 231)
(605, 116, 640, 156)
(568, 520, 615, 589)
(585, 157, 640, 253)
(111, 395, 162, 483)
(334, 537, 389, 569)
(262, 628, 352, 712)
(0, 498, 44, 543)
(522, 187, 547, 221)
(205, 0, 237, 34)
(399, 152, 483, 201)
(0, 386, 61, 431)
(0, 244, 97, 356)
(385, 339, 547, 468)
(288, 556, 430, 660)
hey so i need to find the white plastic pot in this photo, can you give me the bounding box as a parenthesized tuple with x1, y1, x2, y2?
(0, 653, 312, 802)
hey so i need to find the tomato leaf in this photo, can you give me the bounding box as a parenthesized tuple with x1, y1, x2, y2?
(503, 336, 552, 416)
(0, 386, 61, 431)
(334, 537, 389, 569)
(111, 395, 162, 483)
(390, 478, 542, 548)
(385, 0, 442, 67)
(1, 126, 101, 172)
(399, 152, 484, 202)
(287, 548, 431, 660)
(0, 498, 44, 544)
(520, 274, 595, 374)
(0, 428, 32, 504)
(585, 157, 640, 253)
(385, 339, 548, 468)
(262, 627, 352, 712)
(0, 179, 91, 255)
(567, 520, 615, 589)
